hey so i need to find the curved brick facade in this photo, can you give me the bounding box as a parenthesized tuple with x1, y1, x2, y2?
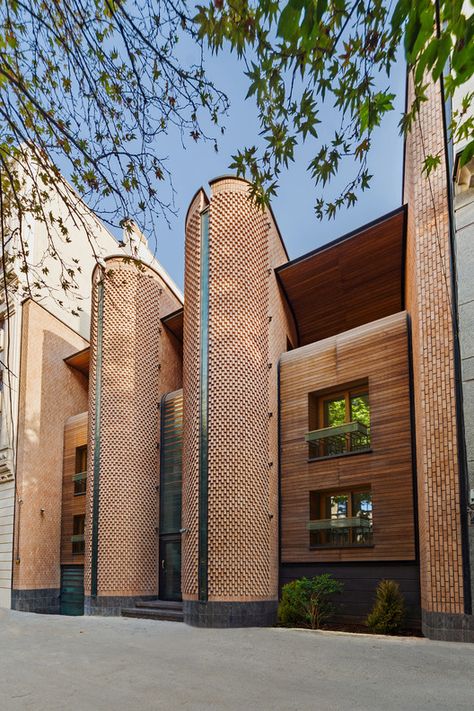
(85, 257, 182, 613)
(182, 178, 293, 625)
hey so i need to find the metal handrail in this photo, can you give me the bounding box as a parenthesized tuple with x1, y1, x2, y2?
(305, 420, 368, 442)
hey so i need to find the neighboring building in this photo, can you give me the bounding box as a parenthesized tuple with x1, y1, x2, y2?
(7, 77, 474, 641)
(452, 61, 474, 630)
(0, 161, 120, 608)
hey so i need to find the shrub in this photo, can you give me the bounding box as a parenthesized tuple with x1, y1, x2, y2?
(278, 574, 343, 629)
(366, 579, 406, 634)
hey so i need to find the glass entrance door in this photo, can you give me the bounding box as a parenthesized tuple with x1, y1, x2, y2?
(159, 390, 183, 601)
(159, 536, 182, 601)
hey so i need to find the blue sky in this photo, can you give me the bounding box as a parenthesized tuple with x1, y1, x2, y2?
(149, 45, 407, 289)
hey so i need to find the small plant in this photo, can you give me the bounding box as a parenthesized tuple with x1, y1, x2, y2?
(278, 574, 343, 629)
(366, 579, 406, 635)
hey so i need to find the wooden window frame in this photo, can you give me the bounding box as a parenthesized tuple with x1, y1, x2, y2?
(74, 445, 87, 496)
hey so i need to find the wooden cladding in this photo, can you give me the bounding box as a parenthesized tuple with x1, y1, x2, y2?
(61, 412, 88, 565)
(277, 207, 405, 346)
(280, 311, 416, 563)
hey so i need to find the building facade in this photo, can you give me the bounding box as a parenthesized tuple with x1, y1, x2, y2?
(6, 78, 474, 640)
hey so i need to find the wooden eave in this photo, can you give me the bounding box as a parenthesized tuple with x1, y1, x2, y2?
(276, 206, 407, 347)
(64, 346, 90, 377)
(162, 307, 184, 342)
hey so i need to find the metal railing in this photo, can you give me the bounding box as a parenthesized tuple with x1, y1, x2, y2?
(307, 516, 373, 546)
(305, 421, 370, 459)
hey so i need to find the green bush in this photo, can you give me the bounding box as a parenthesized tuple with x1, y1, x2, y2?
(278, 574, 343, 629)
(366, 579, 406, 634)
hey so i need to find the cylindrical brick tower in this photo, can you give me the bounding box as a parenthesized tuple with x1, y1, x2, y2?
(85, 256, 182, 614)
(182, 177, 292, 626)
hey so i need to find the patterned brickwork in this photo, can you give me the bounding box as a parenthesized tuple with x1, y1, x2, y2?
(14, 300, 88, 592)
(207, 179, 271, 599)
(181, 178, 293, 602)
(86, 258, 182, 599)
(404, 78, 464, 613)
(182, 189, 208, 599)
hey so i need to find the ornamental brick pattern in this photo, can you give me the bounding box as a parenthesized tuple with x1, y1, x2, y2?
(182, 178, 293, 604)
(86, 258, 182, 600)
(182, 189, 208, 599)
(404, 78, 465, 614)
(207, 178, 271, 599)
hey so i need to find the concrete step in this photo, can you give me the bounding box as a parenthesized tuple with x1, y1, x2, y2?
(121, 607, 184, 622)
(135, 600, 183, 611)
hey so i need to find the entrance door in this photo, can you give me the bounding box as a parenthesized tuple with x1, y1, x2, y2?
(159, 536, 182, 601)
(159, 390, 183, 601)
(60, 565, 84, 615)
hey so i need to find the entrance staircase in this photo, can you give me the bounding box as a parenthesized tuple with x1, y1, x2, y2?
(121, 599, 183, 622)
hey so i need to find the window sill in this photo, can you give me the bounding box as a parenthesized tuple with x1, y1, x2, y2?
(307, 448, 373, 463)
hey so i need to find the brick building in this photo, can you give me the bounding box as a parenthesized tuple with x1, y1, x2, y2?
(7, 77, 474, 641)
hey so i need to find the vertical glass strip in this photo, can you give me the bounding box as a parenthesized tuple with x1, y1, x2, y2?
(91, 279, 104, 598)
(199, 209, 209, 601)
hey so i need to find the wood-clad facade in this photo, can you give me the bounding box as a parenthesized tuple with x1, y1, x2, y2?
(61, 413, 88, 566)
(280, 311, 416, 564)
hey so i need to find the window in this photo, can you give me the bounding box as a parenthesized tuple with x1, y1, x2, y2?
(72, 514, 85, 555)
(307, 383, 371, 459)
(73, 445, 87, 496)
(308, 489, 373, 548)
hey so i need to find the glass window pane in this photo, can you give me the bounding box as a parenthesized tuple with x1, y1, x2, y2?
(324, 397, 346, 427)
(350, 393, 370, 427)
(352, 491, 373, 545)
(326, 494, 349, 519)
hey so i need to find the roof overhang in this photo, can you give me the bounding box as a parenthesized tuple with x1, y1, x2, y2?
(64, 346, 90, 376)
(162, 307, 183, 342)
(276, 206, 407, 347)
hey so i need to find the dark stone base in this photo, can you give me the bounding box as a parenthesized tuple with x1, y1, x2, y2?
(422, 610, 474, 642)
(11, 588, 60, 614)
(84, 594, 157, 616)
(183, 599, 278, 628)
(280, 561, 421, 627)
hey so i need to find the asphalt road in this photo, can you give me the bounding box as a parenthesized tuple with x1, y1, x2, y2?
(1, 609, 473, 710)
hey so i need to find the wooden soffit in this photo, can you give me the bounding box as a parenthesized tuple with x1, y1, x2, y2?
(64, 346, 90, 377)
(162, 307, 184, 342)
(276, 206, 407, 347)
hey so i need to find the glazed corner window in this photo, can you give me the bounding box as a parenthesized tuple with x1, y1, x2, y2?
(308, 489, 373, 548)
(307, 384, 370, 459)
(73, 445, 87, 496)
(72, 514, 85, 555)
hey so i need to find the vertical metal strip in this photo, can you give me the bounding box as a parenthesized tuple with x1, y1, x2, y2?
(198, 209, 209, 601)
(91, 279, 104, 598)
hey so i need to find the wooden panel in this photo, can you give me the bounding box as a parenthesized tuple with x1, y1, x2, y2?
(64, 347, 90, 377)
(162, 307, 184, 342)
(280, 311, 416, 563)
(277, 207, 405, 346)
(61, 412, 88, 565)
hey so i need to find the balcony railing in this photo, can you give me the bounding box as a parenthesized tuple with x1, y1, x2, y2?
(305, 421, 370, 460)
(307, 516, 373, 547)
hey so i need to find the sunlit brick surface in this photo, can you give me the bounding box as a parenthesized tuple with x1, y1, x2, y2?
(404, 79, 464, 614)
(183, 179, 293, 602)
(182, 190, 207, 599)
(86, 258, 182, 599)
(14, 300, 88, 592)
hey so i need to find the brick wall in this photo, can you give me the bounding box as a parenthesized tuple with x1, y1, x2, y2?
(182, 178, 293, 619)
(404, 77, 465, 616)
(85, 258, 182, 607)
(13, 300, 88, 609)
